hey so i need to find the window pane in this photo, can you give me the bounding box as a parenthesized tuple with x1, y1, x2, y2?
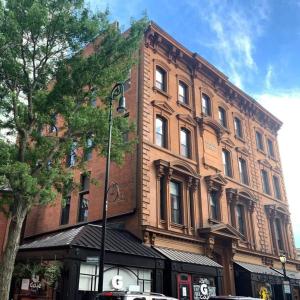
(239, 158, 249, 185)
(180, 129, 190, 158)
(202, 94, 211, 116)
(60, 196, 70, 225)
(234, 118, 243, 138)
(275, 219, 284, 251)
(273, 176, 282, 200)
(267, 139, 275, 157)
(160, 176, 166, 220)
(179, 82, 187, 104)
(155, 67, 165, 91)
(261, 170, 271, 195)
(256, 132, 264, 151)
(237, 205, 245, 235)
(219, 107, 227, 127)
(209, 191, 218, 220)
(78, 195, 89, 222)
(156, 117, 166, 148)
(170, 181, 182, 224)
(222, 149, 232, 177)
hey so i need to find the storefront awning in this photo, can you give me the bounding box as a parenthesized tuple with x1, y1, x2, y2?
(235, 261, 283, 277)
(19, 224, 163, 259)
(154, 247, 222, 268)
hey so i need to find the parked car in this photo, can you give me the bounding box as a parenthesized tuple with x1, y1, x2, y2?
(209, 296, 261, 300)
(95, 291, 177, 300)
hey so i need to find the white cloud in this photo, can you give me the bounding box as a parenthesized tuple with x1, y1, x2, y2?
(188, 0, 270, 89)
(265, 65, 273, 89)
(255, 90, 300, 247)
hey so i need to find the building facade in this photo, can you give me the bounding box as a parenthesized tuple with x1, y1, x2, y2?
(19, 22, 300, 299)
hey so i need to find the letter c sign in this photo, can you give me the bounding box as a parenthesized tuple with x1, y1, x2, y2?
(112, 275, 123, 290)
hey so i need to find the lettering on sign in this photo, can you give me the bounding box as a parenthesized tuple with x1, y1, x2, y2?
(205, 141, 217, 152)
(112, 275, 123, 290)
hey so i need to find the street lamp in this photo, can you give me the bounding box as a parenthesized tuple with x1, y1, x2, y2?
(280, 253, 287, 279)
(98, 82, 126, 292)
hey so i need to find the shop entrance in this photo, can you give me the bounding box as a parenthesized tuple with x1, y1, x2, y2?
(177, 274, 192, 300)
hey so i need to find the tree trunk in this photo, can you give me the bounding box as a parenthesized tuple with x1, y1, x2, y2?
(0, 207, 27, 300)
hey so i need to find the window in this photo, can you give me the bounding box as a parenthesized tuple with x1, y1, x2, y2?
(236, 204, 245, 235)
(256, 131, 264, 151)
(84, 138, 93, 161)
(170, 180, 182, 224)
(155, 66, 166, 91)
(218, 107, 227, 128)
(160, 176, 166, 220)
(49, 114, 57, 133)
(189, 188, 195, 228)
(234, 117, 243, 139)
(238, 158, 249, 185)
(267, 139, 275, 158)
(60, 196, 70, 225)
(155, 117, 167, 148)
(261, 169, 271, 195)
(66, 141, 77, 167)
(209, 191, 219, 220)
(180, 128, 191, 158)
(222, 149, 233, 177)
(275, 218, 285, 251)
(178, 81, 188, 104)
(273, 175, 282, 200)
(78, 174, 89, 222)
(202, 94, 211, 116)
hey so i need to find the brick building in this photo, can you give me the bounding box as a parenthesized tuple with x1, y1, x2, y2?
(16, 22, 300, 299)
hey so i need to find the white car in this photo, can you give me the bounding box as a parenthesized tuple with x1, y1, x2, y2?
(95, 291, 177, 300)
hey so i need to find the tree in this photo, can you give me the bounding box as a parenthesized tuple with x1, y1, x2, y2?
(0, 0, 148, 298)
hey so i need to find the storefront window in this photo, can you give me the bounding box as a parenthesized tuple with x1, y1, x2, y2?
(192, 276, 216, 299)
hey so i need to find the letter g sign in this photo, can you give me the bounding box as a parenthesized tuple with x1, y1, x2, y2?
(112, 275, 123, 290)
(200, 283, 208, 295)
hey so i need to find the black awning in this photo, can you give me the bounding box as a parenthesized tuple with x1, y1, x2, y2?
(19, 224, 163, 259)
(154, 247, 222, 268)
(235, 261, 283, 277)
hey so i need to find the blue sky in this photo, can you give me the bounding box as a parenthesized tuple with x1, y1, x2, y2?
(87, 0, 300, 248)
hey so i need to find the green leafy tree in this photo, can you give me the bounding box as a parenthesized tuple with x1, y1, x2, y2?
(0, 0, 147, 298)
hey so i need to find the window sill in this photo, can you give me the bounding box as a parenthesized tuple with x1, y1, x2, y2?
(257, 148, 266, 155)
(208, 218, 221, 224)
(170, 222, 186, 229)
(268, 155, 277, 162)
(153, 86, 172, 99)
(235, 135, 246, 143)
(177, 100, 192, 111)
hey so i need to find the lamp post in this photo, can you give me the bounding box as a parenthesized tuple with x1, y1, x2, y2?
(280, 253, 291, 300)
(98, 83, 126, 293)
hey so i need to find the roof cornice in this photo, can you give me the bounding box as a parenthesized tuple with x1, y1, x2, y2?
(146, 21, 282, 134)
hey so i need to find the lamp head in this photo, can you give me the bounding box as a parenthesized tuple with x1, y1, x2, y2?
(117, 95, 126, 114)
(279, 253, 287, 264)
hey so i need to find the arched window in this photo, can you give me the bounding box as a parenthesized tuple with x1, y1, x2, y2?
(238, 158, 249, 185)
(234, 117, 243, 139)
(178, 81, 188, 104)
(255, 131, 264, 151)
(273, 175, 282, 200)
(170, 180, 182, 224)
(236, 204, 245, 235)
(218, 107, 227, 128)
(155, 66, 167, 91)
(209, 190, 219, 220)
(202, 94, 211, 116)
(155, 116, 167, 148)
(275, 218, 285, 252)
(222, 149, 233, 177)
(261, 169, 271, 195)
(180, 128, 191, 158)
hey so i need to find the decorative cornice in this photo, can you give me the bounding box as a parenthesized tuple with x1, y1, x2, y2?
(146, 21, 283, 134)
(221, 137, 235, 148)
(151, 100, 175, 115)
(177, 114, 197, 127)
(236, 146, 250, 157)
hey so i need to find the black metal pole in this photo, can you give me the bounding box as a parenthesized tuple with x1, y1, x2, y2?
(98, 96, 113, 293)
(283, 262, 287, 280)
(98, 83, 125, 293)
